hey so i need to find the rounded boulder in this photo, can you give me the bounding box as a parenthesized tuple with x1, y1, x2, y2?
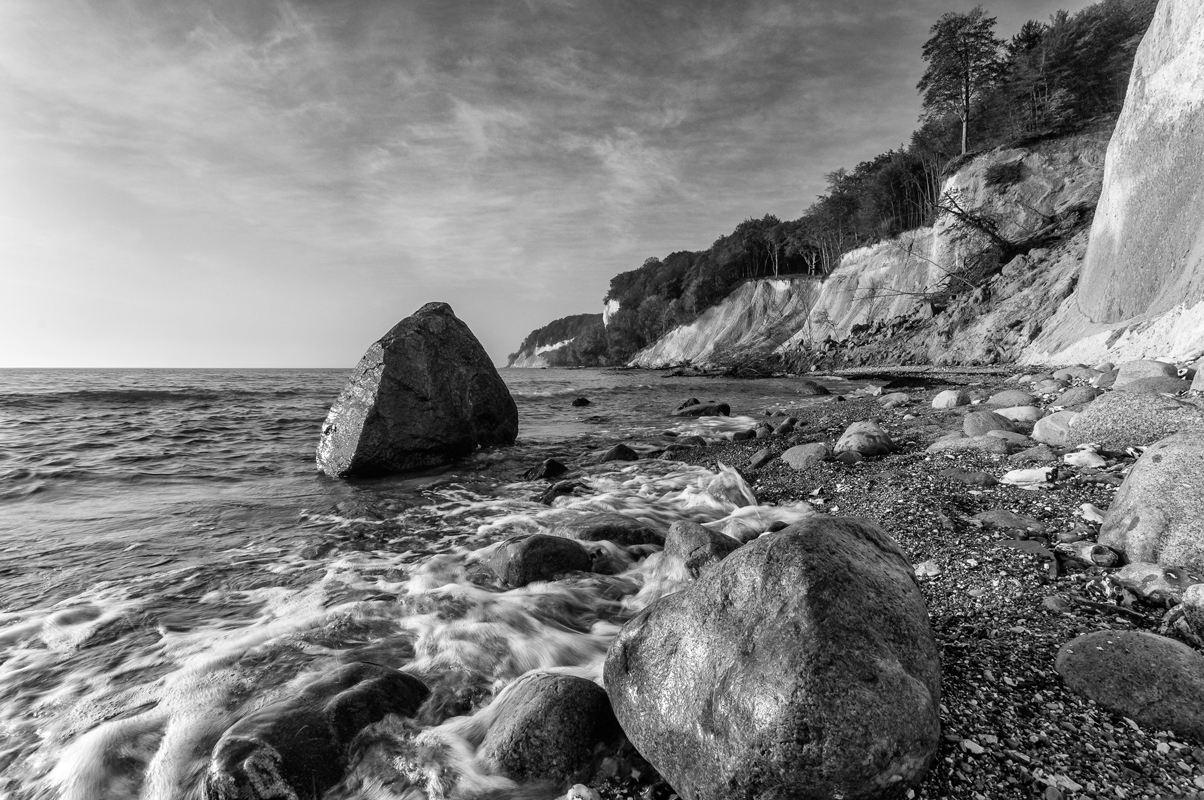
(1056, 630, 1204, 740)
(1098, 431, 1204, 571)
(604, 516, 941, 800)
(834, 421, 894, 457)
(490, 534, 593, 587)
(478, 672, 621, 787)
(1069, 391, 1204, 449)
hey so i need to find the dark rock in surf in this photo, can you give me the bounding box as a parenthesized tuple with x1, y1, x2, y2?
(478, 672, 621, 787)
(537, 480, 580, 505)
(316, 302, 518, 477)
(676, 398, 701, 411)
(600, 444, 639, 463)
(571, 397, 591, 407)
(795, 379, 830, 396)
(663, 520, 741, 578)
(524, 459, 568, 481)
(205, 662, 429, 800)
(490, 534, 592, 587)
(604, 516, 941, 800)
(671, 402, 730, 418)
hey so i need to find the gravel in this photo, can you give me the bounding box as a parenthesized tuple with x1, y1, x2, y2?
(594, 373, 1204, 800)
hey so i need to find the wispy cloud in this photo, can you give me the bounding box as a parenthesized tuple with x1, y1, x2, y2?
(0, 0, 1098, 366)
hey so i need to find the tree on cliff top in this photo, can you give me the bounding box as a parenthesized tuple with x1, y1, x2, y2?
(918, 6, 1005, 155)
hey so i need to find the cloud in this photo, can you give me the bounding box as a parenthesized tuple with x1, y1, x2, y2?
(0, 0, 1100, 365)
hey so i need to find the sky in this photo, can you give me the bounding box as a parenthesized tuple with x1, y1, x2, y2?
(0, 0, 1098, 368)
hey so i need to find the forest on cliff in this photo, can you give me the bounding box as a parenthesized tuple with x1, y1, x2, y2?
(578, 0, 1156, 366)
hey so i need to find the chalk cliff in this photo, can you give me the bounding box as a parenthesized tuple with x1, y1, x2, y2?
(629, 132, 1106, 370)
(507, 313, 604, 368)
(1026, 0, 1204, 365)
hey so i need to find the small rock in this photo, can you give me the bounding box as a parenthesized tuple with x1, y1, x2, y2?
(834, 450, 864, 465)
(1063, 448, 1106, 469)
(795, 380, 830, 396)
(974, 509, 1046, 534)
(524, 459, 569, 481)
(914, 560, 941, 578)
(1114, 563, 1202, 607)
(1031, 411, 1079, 447)
(571, 397, 591, 407)
(1009, 443, 1060, 465)
(879, 392, 911, 409)
(938, 468, 998, 487)
(748, 448, 775, 469)
(1053, 386, 1101, 408)
(1000, 467, 1055, 488)
(732, 429, 756, 442)
(550, 512, 663, 546)
(672, 401, 730, 417)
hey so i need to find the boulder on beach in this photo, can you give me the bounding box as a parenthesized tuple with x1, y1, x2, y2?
(604, 516, 941, 800)
(986, 389, 1034, 407)
(996, 405, 1044, 423)
(490, 534, 592, 587)
(962, 410, 1017, 438)
(316, 303, 518, 477)
(205, 663, 429, 800)
(1115, 375, 1193, 395)
(1098, 431, 1204, 571)
(932, 389, 970, 409)
(550, 512, 664, 547)
(780, 442, 832, 470)
(1052, 385, 1100, 408)
(1056, 631, 1204, 741)
(1112, 359, 1179, 390)
(834, 420, 894, 457)
(663, 520, 742, 578)
(478, 672, 621, 788)
(925, 435, 1011, 456)
(1068, 391, 1204, 449)
(1031, 410, 1079, 447)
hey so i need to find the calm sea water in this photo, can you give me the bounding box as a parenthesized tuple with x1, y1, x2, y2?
(0, 367, 850, 800)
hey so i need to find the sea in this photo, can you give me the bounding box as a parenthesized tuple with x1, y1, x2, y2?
(0, 367, 854, 800)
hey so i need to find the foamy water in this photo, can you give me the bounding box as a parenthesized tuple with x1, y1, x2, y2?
(0, 367, 849, 799)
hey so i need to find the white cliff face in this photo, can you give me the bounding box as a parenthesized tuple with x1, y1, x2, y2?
(1027, 0, 1204, 365)
(508, 338, 576, 368)
(630, 134, 1107, 370)
(603, 299, 621, 327)
(629, 280, 819, 367)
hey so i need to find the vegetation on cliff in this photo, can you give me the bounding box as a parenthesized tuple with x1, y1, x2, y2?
(520, 0, 1156, 368)
(507, 313, 607, 367)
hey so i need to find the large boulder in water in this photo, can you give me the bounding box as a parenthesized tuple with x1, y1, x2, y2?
(316, 303, 518, 477)
(205, 662, 429, 800)
(604, 516, 941, 800)
(1098, 431, 1204, 570)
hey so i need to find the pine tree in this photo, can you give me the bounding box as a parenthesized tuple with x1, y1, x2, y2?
(918, 6, 1006, 155)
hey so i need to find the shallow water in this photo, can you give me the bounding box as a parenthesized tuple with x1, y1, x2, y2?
(0, 367, 851, 799)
